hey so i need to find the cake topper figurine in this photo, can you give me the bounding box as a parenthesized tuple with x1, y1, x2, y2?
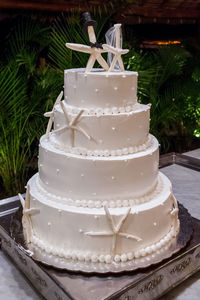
(44, 91, 63, 138)
(66, 12, 109, 73)
(18, 185, 40, 244)
(103, 24, 129, 72)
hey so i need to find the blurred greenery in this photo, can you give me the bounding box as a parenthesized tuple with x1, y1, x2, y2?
(0, 14, 200, 197)
(124, 46, 200, 152)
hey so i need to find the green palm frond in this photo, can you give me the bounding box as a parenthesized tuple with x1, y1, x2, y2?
(0, 64, 27, 113)
(7, 17, 49, 60)
(152, 46, 191, 89)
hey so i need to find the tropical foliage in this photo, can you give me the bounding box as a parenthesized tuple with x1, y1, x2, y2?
(0, 14, 200, 197)
(124, 46, 200, 152)
(0, 17, 62, 196)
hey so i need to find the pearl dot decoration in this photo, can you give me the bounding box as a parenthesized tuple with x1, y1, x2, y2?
(30, 222, 177, 264)
(99, 255, 105, 263)
(105, 255, 112, 264)
(56, 102, 149, 117)
(35, 171, 163, 209)
(121, 253, 127, 262)
(114, 255, 120, 262)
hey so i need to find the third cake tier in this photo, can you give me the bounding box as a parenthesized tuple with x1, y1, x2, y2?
(38, 134, 159, 204)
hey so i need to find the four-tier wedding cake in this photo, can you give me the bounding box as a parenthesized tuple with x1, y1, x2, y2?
(19, 20, 180, 271)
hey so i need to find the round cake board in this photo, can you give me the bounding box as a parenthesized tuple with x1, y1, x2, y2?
(12, 203, 193, 274)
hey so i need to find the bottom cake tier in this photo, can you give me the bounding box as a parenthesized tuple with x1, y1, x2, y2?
(24, 172, 179, 267)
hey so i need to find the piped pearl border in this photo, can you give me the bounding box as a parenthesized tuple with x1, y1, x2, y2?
(57, 102, 149, 117)
(35, 173, 162, 208)
(30, 222, 179, 264)
(50, 135, 152, 157)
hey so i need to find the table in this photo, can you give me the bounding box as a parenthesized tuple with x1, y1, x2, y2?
(0, 149, 200, 300)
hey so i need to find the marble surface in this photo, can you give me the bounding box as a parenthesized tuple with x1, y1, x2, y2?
(161, 164, 200, 220)
(160, 163, 200, 299)
(0, 252, 40, 300)
(0, 151, 200, 300)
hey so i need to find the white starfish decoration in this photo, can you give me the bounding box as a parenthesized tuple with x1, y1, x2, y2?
(170, 195, 179, 222)
(44, 91, 63, 138)
(84, 206, 142, 257)
(53, 101, 91, 147)
(103, 24, 129, 72)
(66, 24, 109, 73)
(18, 185, 40, 244)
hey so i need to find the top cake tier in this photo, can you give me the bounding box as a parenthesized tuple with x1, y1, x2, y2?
(64, 69, 138, 109)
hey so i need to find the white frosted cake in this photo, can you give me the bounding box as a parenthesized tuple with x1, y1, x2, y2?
(20, 68, 180, 269)
(19, 21, 180, 270)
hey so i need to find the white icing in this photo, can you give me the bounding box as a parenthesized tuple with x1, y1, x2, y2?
(33, 172, 164, 208)
(27, 171, 179, 264)
(64, 69, 138, 109)
(21, 68, 180, 269)
(59, 102, 142, 116)
(38, 135, 159, 200)
(51, 134, 152, 157)
(51, 102, 150, 152)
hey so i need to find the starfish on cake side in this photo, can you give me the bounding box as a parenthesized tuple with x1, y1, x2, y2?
(84, 206, 142, 257)
(44, 91, 63, 138)
(53, 101, 91, 147)
(18, 185, 40, 244)
(170, 194, 179, 226)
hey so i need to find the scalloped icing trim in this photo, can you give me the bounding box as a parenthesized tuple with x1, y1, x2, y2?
(35, 173, 162, 208)
(30, 222, 179, 264)
(56, 102, 150, 117)
(49, 135, 153, 157)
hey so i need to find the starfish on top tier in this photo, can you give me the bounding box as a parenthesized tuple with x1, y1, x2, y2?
(66, 22, 109, 72)
(66, 14, 109, 73)
(102, 24, 129, 72)
(66, 43, 109, 73)
(18, 185, 40, 244)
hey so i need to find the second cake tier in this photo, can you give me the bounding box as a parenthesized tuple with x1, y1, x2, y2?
(49, 102, 150, 154)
